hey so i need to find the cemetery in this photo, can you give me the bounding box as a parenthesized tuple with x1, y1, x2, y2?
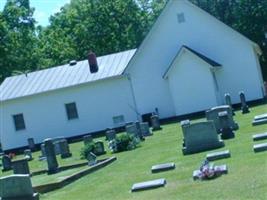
(0, 102, 266, 199)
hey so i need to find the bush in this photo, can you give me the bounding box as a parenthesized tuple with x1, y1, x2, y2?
(80, 142, 95, 159)
(108, 133, 139, 153)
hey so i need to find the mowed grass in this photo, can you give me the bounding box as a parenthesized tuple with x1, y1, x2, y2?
(2, 104, 267, 200)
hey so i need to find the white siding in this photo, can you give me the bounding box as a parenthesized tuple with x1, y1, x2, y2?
(0, 76, 137, 150)
(167, 50, 218, 115)
(126, 0, 264, 118)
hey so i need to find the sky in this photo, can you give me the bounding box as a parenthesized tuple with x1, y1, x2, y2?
(0, 0, 71, 26)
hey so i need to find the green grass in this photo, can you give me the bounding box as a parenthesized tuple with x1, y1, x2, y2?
(2, 104, 267, 199)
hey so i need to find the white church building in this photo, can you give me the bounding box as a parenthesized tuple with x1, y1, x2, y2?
(0, 0, 265, 150)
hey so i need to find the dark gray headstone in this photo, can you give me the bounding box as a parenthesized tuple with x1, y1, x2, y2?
(224, 93, 235, 115)
(206, 105, 238, 132)
(83, 135, 93, 145)
(206, 150, 231, 161)
(24, 149, 33, 161)
(27, 138, 35, 151)
(126, 124, 139, 137)
(252, 132, 267, 141)
(93, 141, 105, 156)
(2, 155, 12, 171)
(59, 139, 72, 159)
(253, 143, 267, 153)
(106, 129, 116, 141)
(0, 174, 39, 200)
(12, 158, 30, 175)
(150, 115, 161, 131)
(254, 113, 267, 121)
(44, 138, 58, 174)
(239, 91, 250, 114)
(252, 118, 267, 126)
(151, 163, 175, 173)
(182, 121, 224, 155)
(131, 178, 166, 192)
(218, 111, 235, 139)
(40, 143, 46, 158)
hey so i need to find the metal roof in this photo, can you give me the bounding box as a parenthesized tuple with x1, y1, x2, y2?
(0, 49, 136, 102)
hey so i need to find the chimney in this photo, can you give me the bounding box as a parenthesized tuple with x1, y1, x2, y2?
(88, 51, 98, 73)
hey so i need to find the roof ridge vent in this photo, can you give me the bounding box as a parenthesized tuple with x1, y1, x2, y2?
(69, 60, 77, 66)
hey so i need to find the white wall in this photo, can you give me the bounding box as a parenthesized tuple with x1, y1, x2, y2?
(0, 76, 137, 150)
(126, 0, 264, 118)
(167, 50, 218, 115)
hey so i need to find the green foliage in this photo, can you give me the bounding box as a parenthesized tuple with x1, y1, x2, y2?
(80, 142, 95, 159)
(0, 0, 266, 83)
(109, 133, 139, 153)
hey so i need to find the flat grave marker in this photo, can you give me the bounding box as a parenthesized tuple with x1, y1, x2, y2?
(131, 178, 166, 192)
(252, 132, 267, 141)
(206, 150, 231, 161)
(253, 143, 267, 153)
(151, 163, 175, 173)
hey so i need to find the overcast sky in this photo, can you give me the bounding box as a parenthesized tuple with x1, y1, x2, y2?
(0, 0, 70, 26)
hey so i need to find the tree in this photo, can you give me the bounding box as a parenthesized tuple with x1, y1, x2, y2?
(0, 0, 40, 82)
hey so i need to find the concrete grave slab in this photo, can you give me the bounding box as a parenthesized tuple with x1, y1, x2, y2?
(131, 178, 166, 192)
(206, 150, 231, 161)
(252, 118, 267, 126)
(253, 132, 267, 141)
(151, 163, 175, 173)
(253, 143, 267, 153)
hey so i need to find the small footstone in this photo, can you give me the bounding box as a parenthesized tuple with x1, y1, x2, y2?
(253, 143, 267, 153)
(151, 163, 175, 173)
(253, 132, 267, 141)
(206, 150, 231, 161)
(131, 178, 166, 192)
(254, 113, 267, 121)
(252, 119, 267, 126)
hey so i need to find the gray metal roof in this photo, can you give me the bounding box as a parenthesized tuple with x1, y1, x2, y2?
(0, 49, 136, 102)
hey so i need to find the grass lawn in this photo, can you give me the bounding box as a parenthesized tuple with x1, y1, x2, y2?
(2, 104, 267, 200)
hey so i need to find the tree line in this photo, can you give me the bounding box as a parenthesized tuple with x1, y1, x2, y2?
(0, 0, 266, 83)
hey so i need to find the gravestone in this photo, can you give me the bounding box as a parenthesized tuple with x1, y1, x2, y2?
(193, 164, 228, 180)
(135, 121, 144, 139)
(206, 105, 238, 132)
(252, 132, 267, 141)
(239, 91, 250, 114)
(218, 111, 235, 139)
(252, 118, 267, 126)
(83, 135, 93, 145)
(27, 138, 36, 151)
(44, 138, 58, 174)
(151, 163, 175, 173)
(106, 129, 116, 141)
(2, 155, 12, 171)
(131, 178, 166, 192)
(24, 149, 33, 161)
(253, 143, 267, 153)
(206, 150, 231, 161)
(39, 143, 46, 158)
(87, 152, 97, 166)
(12, 158, 30, 175)
(182, 121, 224, 155)
(93, 141, 105, 156)
(126, 124, 139, 137)
(151, 115, 162, 131)
(140, 122, 152, 137)
(59, 139, 72, 159)
(53, 137, 65, 155)
(254, 113, 267, 121)
(0, 174, 39, 200)
(224, 93, 235, 115)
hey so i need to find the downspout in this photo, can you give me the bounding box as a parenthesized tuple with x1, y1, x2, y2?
(210, 67, 222, 105)
(125, 73, 140, 121)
